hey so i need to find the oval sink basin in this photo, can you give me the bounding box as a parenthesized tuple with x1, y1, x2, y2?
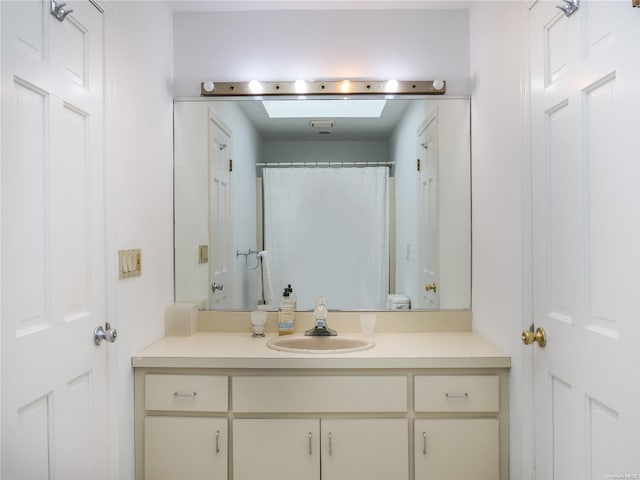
(267, 335, 374, 354)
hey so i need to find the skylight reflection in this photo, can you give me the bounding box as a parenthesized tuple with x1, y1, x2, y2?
(261, 99, 387, 119)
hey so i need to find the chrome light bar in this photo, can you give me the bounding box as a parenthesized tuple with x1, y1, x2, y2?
(200, 79, 446, 97)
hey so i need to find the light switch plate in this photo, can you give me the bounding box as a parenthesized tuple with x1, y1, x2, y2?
(119, 249, 141, 279)
(198, 245, 208, 264)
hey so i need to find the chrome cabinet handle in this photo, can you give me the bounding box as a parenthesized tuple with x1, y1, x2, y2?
(173, 392, 197, 398)
(215, 430, 220, 453)
(328, 432, 333, 456)
(422, 432, 427, 455)
(445, 393, 469, 399)
(212, 282, 224, 292)
(308, 432, 312, 455)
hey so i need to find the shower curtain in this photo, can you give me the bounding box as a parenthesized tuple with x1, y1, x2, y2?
(263, 166, 389, 310)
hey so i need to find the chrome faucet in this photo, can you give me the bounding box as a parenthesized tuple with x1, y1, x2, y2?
(305, 297, 337, 336)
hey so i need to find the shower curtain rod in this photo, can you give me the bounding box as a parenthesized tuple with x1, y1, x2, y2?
(256, 161, 395, 168)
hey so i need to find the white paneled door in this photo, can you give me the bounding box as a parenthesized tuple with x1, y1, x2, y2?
(1, 1, 110, 479)
(529, 1, 639, 479)
(208, 114, 232, 308)
(417, 111, 440, 309)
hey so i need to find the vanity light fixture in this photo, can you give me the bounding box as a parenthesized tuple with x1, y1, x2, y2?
(200, 79, 447, 96)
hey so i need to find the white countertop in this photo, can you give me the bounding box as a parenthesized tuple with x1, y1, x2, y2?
(132, 332, 510, 369)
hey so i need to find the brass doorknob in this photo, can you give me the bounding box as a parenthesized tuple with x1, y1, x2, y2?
(522, 327, 546, 348)
(425, 283, 437, 293)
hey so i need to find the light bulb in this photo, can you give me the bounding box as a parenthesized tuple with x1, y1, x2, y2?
(248, 80, 263, 94)
(340, 80, 351, 93)
(385, 79, 399, 93)
(294, 79, 308, 94)
(432, 79, 444, 91)
(203, 80, 215, 92)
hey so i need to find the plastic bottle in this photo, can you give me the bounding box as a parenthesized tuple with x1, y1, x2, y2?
(278, 288, 295, 335)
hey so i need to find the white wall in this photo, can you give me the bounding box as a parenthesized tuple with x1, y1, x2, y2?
(174, 101, 261, 309)
(263, 140, 389, 165)
(174, 102, 210, 305)
(437, 99, 471, 308)
(107, 3, 174, 479)
(469, 2, 528, 479)
(173, 9, 470, 97)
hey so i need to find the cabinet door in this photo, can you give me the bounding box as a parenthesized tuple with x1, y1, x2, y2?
(144, 416, 227, 480)
(321, 419, 408, 480)
(415, 418, 498, 480)
(233, 418, 320, 480)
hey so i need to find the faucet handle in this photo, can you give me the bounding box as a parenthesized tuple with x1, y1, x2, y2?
(314, 297, 328, 320)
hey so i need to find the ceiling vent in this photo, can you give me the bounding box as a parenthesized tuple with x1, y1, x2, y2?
(310, 120, 335, 129)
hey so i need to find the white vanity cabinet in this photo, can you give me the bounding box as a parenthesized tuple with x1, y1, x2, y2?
(145, 416, 228, 480)
(414, 375, 500, 480)
(233, 418, 408, 480)
(133, 333, 510, 480)
(232, 375, 409, 480)
(138, 374, 229, 480)
(414, 418, 498, 480)
(321, 418, 409, 480)
(233, 418, 320, 480)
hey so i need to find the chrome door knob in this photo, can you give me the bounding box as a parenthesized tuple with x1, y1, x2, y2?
(94, 323, 118, 345)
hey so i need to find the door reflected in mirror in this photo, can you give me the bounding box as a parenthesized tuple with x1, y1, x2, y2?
(174, 96, 470, 311)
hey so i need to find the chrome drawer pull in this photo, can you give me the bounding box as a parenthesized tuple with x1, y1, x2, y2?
(423, 432, 427, 455)
(215, 430, 220, 453)
(328, 432, 333, 456)
(445, 393, 469, 399)
(174, 392, 197, 398)
(308, 432, 312, 455)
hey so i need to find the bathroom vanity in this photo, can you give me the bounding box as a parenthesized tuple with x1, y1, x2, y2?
(133, 313, 510, 480)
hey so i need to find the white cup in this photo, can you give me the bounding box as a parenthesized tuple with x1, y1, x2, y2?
(251, 324, 265, 336)
(250, 310, 267, 337)
(360, 314, 376, 336)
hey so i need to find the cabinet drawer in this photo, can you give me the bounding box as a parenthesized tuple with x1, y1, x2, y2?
(233, 376, 407, 413)
(145, 374, 228, 412)
(414, 375, 498, 412)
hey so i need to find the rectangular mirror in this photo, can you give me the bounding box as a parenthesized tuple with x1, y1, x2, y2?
(174, 96, 470, 311)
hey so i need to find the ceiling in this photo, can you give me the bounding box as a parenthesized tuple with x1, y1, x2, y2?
(168, 0, 473, 12)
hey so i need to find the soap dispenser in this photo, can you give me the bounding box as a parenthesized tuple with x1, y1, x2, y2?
(278, 287, 295, 335)
(286, 284, 297, 311)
